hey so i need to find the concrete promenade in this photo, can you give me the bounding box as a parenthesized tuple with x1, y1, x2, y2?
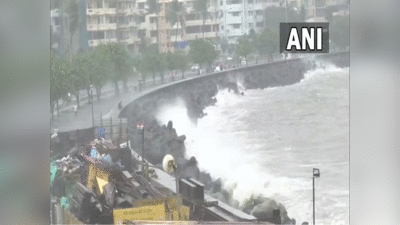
(50, 58, 278, 132)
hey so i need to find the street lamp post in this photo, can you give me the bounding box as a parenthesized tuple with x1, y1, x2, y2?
(313, 168, 320, 225)
(90, 85, 94, 127)
(137, 121, 146, 176)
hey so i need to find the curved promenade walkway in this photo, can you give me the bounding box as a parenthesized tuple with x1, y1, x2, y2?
(50, 57, 287, 133)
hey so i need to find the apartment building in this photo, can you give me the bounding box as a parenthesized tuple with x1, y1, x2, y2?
(182, 0, 220, 42)
(219, 0, 264, 44)
(51, 9, 61, 52)
(303, 0, 327, 21)
(134, 0, 220, 53)
(86, 0, 139, 52)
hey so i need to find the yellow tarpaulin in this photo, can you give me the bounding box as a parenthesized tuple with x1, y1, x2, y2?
(96, 177, 108, 195)
(87, 163, 109, 193)
(114, 204, 166, 224)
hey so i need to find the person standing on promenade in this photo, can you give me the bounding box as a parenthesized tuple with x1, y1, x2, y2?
(74, 105, 78, 116)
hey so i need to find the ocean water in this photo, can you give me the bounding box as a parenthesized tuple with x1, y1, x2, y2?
(156, 65, 349, 225)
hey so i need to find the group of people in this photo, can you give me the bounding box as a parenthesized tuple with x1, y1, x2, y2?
(212, 63, 224, 72)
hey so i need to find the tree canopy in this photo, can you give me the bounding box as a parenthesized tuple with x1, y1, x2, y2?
(189, 39, 217, 68)
(235, 35, 254, 63)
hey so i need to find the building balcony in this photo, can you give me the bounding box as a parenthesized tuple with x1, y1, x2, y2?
(104, 8, 116, 14)
(117, 23, 130, 29)
(87, 8, 105, 15)
(186, 32, 217, 40)
(262, 2, 280, 8)
(87, 24, 98, 31)
(185, 19, 219, 27)
(256, 15, 263, 21)
(129, 22, 136, 27)
(169, 35, 183, 42)
(98, 23, 117, 31)
(123, 38, 135, 45)
(150, 37, 157, 44)
(88, 38, 118, 47)
(224, 16, 242, 24)
(138, 23, 147, 30)
(147, 23, 157, 30)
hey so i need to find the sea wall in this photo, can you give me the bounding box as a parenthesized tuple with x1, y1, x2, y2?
(120, 52, 349, 223)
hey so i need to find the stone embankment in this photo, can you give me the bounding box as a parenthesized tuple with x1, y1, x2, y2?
(124, 52, 350, 224)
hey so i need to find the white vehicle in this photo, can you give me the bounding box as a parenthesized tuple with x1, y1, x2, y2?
(241, 59, 246, 65)
(191, 64, 199, 72)
(227, 56, 233, 61)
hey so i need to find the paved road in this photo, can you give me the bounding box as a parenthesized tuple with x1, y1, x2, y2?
(50, 58, 283, 133)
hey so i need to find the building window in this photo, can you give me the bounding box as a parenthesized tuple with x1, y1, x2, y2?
(226, 0, 242, 5)
(256, 10, 263, 16)
(231, 12, 240, 17)
(256, 22, 263, 27)
(138, 3, 145, 9)
(232, 24, 240, 29)
(221, 25, 224, 30)
(89, 31, 105, 40)
(248, 11, 253, 16)
(220, 0, 223, 5)
(150, 30, 158, 37)
(248, 0, 253, 3)
(108, 2, 116, 8)
(249, 23, 253, 28)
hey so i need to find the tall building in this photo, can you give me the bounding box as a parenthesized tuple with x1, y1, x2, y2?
(85, 0, 139, 52)
(219, 0, 264, 44)
(51, 8, 61, 53)
(303, 0, 327, 21)
(183, 0, 220, 41)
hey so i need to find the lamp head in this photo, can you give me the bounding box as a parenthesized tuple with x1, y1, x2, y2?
(313, 168, 320, 177)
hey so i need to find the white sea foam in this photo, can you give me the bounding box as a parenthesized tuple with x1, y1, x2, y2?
(155, 65, 349, 225)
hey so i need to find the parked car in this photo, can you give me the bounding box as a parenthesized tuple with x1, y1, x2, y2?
(241, 59, 246, 65)
(191, 64, 199, 72)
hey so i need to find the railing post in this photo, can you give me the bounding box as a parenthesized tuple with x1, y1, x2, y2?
(110, 117, 113, 139)
(120, 118, 122, 138)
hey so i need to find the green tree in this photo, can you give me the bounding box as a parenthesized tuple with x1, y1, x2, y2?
(155, 52, 167, 83)
(88, 48, 112, 101)
(73, 52, 95, 104)
(174, 50, 189, 79)
(257, 28, 279, 62)
(134, 55, 150, 87)
(50, 56, 70, 120)
(166, 0, 184, 49)
(166, 52, 178, 75)
(220, 37, 229, 55)
(189, 39, 217, 70)
(194, 0, 209, 38)
(235, 35, 254, 65)
(330, 15, 349, 51)
(99, 43, 134, 96)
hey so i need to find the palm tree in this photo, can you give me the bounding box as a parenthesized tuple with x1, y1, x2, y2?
(194, 0, 209, 39)
(166, 0, 184, 50)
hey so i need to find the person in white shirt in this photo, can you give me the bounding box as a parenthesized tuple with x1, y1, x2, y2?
(74, 105, 77, 116)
